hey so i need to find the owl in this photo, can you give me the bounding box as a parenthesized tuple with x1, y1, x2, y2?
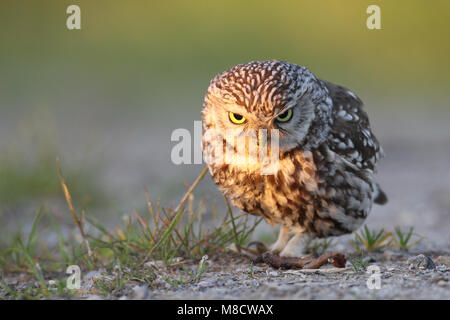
(201, 60, 387, 257)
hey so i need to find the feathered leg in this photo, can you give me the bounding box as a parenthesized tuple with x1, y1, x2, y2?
(270, 225, 291, 254)
(279, 232, 313, 257)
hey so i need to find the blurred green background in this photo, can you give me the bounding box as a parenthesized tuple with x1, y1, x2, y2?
(0, 1, 449, 240)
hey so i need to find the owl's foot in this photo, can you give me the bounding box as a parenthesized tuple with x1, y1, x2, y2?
(262, 251, 346, 270)
(279, 233, 312, 257)
(270, 225, 291, 254)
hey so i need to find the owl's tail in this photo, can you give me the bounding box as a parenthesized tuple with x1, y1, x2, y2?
(374, 183, 388, 205)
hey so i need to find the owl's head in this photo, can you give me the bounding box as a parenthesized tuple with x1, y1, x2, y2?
(202, 61, 333, 154)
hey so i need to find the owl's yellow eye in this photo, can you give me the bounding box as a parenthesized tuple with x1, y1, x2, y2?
(229, 112, 246, 124)
(276, 109, 293, 123)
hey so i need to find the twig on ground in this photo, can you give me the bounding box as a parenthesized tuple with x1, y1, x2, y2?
(262, 252, 346, 269)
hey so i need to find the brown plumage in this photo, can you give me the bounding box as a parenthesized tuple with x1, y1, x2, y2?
(202, 61, 386, 256)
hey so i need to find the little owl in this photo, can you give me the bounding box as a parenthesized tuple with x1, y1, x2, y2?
(201, 60, 387, 257)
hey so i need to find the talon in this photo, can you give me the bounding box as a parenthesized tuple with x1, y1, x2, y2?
(247, 241, 269, 254)
(239, 246, 260, 255)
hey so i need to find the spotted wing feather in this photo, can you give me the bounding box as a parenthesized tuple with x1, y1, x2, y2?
(321, 80, 383, 172)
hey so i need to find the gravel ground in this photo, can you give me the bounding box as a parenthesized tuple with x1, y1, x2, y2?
(73, 247, 450, 300)
(2, 245, 449, 300)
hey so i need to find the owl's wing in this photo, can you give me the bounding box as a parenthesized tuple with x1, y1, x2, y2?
(321, 80, 383, 172)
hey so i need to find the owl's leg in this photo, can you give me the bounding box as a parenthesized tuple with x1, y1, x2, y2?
(270, 225, 291, 254)
(279, 232, 313, 257)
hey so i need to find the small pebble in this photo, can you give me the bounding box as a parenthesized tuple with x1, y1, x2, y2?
(407, 254, 436, 270)
(266, 270, 280, 277)
(437, 280, 447, 287)
(132, 285, 151, 299)
(435, 256, 450, 267)
(197, 280, 215, 288)
(84, 270, 102, 281)
(144, 260, 165, 269)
